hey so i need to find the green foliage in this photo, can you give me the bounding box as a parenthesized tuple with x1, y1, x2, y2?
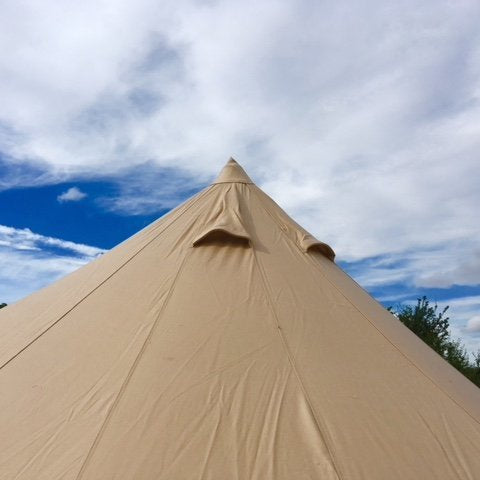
(391, 297, 450, 356)
(389, 296, 480, 388)
(0, 302, 6, 309)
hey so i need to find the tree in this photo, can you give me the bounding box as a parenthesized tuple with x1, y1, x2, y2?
(392, 297, 450, 356)
(389, 296, 480, 388)
(0, 302, 6, 309)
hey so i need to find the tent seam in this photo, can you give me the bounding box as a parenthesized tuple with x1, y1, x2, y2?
(74, 247, 193, 480)
(0, 185, 214, 372)
(251, 186, 480, 427)
(250, 247, 344, 480)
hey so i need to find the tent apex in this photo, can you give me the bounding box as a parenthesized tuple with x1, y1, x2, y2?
(213, 157, 254, 184)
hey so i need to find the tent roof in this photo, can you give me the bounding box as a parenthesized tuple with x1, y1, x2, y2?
(1, 159, 480, 479)
(214, 157, 253, 184)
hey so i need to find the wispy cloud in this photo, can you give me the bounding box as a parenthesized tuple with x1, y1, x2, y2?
(342, 244, 480, 291)
(0, 224, 105, 303)
(0, 224, 104, 257)
(57, 186, 87, 203)
(94, 162, 202, 215)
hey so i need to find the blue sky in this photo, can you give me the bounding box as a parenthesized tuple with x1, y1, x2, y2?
(1, 0, 480, 353)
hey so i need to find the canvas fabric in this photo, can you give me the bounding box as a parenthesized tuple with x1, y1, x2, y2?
(1, 159, 480, 479)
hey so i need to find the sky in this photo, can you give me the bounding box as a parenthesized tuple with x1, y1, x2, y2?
(0, 0, 479, 352)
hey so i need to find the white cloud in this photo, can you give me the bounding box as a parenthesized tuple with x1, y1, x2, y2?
(466, 315, 480, 333)
(343, 243, 480, 291)
(0, 0, 479, 290)
(426, 296, 480, 353)
(440, 295, 480, 309)
(0, 224, 103, 257)
(57, 186, 87, 202)
(0, 225, 105, 303)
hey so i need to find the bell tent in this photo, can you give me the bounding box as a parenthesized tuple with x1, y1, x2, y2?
(1, 159, 480, 479)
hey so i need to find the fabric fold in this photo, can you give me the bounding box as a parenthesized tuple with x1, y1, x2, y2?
(298, 233, 336, 261)
(193, 226, 251, 246)
(193, 186, 252, 247)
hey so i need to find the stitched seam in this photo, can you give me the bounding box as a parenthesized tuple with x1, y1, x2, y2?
(250, 246, 344, 480)
(0, 186, 213, 372)
(75, 247, 192, 479)
(251, 185, 480, 427)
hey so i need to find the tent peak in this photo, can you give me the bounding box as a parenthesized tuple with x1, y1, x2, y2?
(213, 157, 254, 184)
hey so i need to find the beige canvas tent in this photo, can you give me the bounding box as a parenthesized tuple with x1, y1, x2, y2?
(1, 158, 480, 479)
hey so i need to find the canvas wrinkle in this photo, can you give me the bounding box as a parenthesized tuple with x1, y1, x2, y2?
(249, 368, 293, 480)
(163, 342, 275, 408)
(157, 374, 240, 479)
(2, 395, 79, 467)
(441, 413, 476, 480)
(7, 409, 89, 480)
(159, 403, 218, 478)
(74, 248, 193, 480)
(4, 369, 125, 478)
(250, 248, 343, 480)
(51, 456, 83, 480)
(269, 369, 292, 480)
(227, 361, 268, 480)
(142, 330, 223, 411)
(12, 418, 65, 480)
(416, 412, 467, 480)
(0, 185, 214, 373)
(196, 409, 222, 480)
(1, 412, 48, 465)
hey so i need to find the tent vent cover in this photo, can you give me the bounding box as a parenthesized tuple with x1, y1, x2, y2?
(193, 228, 251, 247)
